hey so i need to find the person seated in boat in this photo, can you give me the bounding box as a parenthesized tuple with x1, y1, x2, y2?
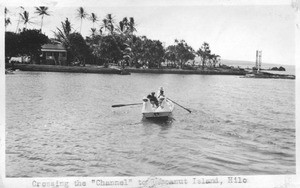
(157, 87, 165, 99)
(142, 97, 153, 112)
(158, 97, 171, 111)
(158, 96, 165, 108)
(147, 92, 158, 107)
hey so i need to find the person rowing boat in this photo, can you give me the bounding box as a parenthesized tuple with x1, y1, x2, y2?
(157, 86, 165, 99)
(147, 92, 158, 107)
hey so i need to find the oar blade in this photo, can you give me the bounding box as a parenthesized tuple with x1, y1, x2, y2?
(112, 103, 142, 108)
(112, 104, 125, 108)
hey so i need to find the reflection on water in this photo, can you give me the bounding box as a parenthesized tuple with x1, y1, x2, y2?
(6, 71, 295, 177)
(142, 117, 174, 132)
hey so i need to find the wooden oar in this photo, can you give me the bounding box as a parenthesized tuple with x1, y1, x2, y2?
(167, 98, 191, 113)
(112, 103, 142, 108)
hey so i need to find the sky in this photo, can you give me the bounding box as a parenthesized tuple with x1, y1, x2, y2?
(3, 0, 297, 65)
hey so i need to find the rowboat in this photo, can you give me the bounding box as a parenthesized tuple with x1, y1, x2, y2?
(142, 97, 174, 119)
(5, 69, 14, 74)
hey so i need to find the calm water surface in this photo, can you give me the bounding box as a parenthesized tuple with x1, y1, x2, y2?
(6, 71, 295, 177)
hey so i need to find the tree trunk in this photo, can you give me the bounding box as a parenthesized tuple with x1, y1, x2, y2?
(41, 15, 44, 32)
(80, 19, 83, 34)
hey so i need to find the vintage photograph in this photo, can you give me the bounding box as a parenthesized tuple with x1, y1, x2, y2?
(4, 0, 296, 180)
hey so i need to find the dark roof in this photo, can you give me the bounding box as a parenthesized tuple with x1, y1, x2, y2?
(41, 44, 67, 52)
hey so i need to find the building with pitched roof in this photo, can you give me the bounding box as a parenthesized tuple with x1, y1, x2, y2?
(41, 44, 67, 65)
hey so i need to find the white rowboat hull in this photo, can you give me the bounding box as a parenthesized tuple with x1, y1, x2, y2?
(143, 111, 172, 118)
(142, 98, 174, 119)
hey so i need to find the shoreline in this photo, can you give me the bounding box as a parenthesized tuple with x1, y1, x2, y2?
(6, 64, 247, 76)
(6, 64, 123, 74)
(125, 67, 246, 75)
(5, 64, 296, 79)
(244, 72, 295, 79)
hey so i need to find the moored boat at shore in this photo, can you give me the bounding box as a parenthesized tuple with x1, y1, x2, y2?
(5, 69, 14, 74)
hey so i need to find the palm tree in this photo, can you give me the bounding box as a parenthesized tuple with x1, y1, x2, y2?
(54, 18, 72, 45)
(89, 13, 98, 29)
(4, 7, 11, 31)
(90, 28, 96, 36)
(76, 7, 88, 34)
(105, 14, 115, 35)
(20, 10, 32, 29)
(128, 17, 137, 34)
(5, 7, 8, 18)
(117, 17, 131, 34)
(15, 6, 24, 33)
(54, 18, 72, 65)
(5, 18, 11, 30)
(34, 6, 50, 32)
(121, 17, 128, 32)
(117, 17, 136, 35)
(99, 27, 103, 35)
(118, 21, 125, 33)
(102, 18, 108, 34)
(126, 17, 136, 66)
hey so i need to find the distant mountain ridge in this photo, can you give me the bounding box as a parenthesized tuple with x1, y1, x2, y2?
(220, 59, 293, 68)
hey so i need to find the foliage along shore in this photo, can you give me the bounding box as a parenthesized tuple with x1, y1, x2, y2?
(4, 7, 292, 79)
(5, 7, 221, 70)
